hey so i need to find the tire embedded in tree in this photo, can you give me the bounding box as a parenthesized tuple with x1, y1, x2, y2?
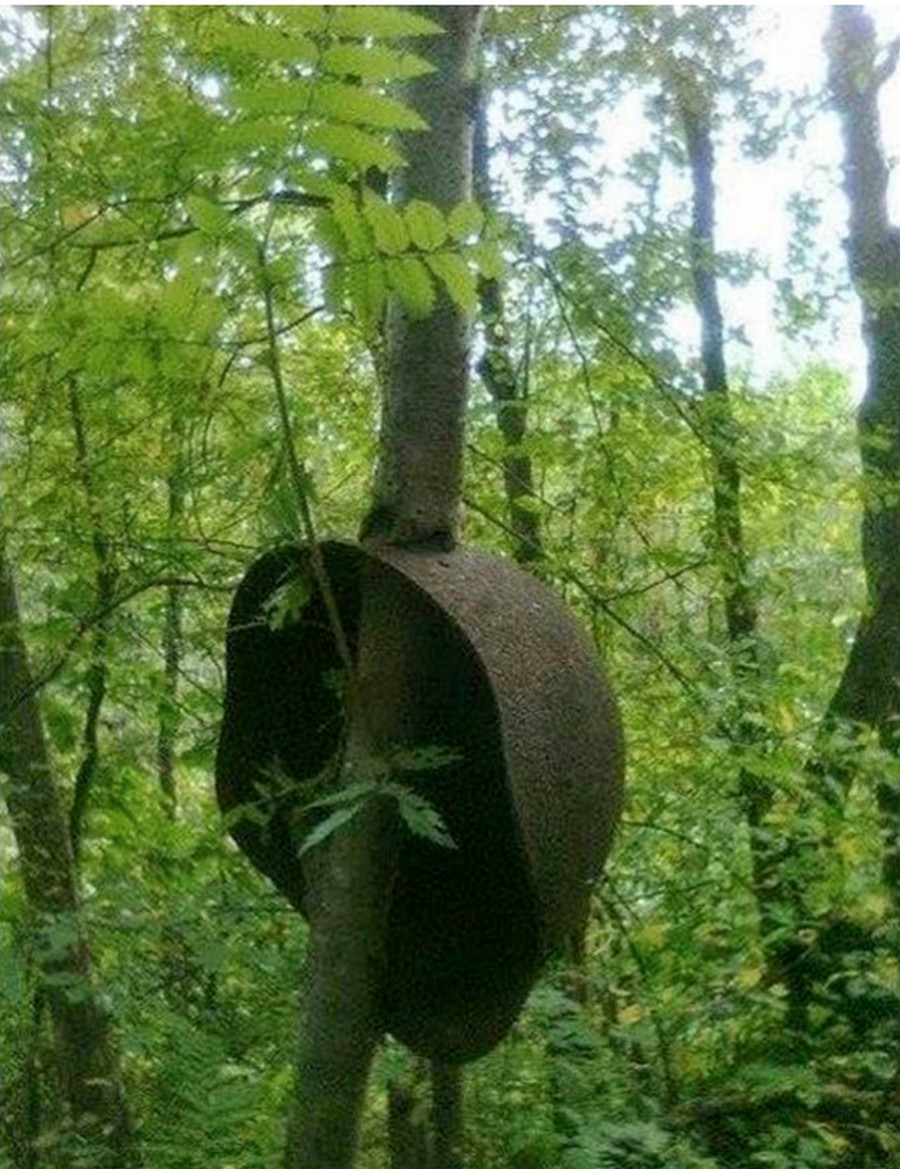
(216, 541, 624, 1063)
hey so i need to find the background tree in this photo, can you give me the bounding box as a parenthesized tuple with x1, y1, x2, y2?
(0, 531, 135, 1166)
(824, 4, 900, 906)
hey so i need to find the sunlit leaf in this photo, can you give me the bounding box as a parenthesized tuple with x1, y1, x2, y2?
(330, 193, 371, 260)
(185, 194, 231, 237)
(348, 259, 387, 332)
(425, 252, 478, 313)
(405, 200, 447, 251)
(206, 21, 318, 65)
(362, 190, 409, 255)
(447, 199, 484, 241)
(327, 7, 442, 39)
(321, 42, 434, 81)
(305, 123, 404, 170)
(385, 255, 435, 316)
(311, 81, 426, 131)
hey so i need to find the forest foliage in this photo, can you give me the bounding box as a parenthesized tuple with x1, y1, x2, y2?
(1, 6, 898, 1169)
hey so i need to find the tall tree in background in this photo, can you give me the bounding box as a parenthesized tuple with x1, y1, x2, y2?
(672, 62, 782, 967)
(285, 10, 483, 1168)
(473, 90, 544, 570)
(0, 532, 135, 1166)
(825, 6, 900, 910)
(156, 424, 187, 817)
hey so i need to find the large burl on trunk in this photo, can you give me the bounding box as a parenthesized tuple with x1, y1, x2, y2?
(217, 540, 624, 1062)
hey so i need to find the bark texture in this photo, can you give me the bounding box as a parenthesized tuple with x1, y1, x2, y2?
(825, 6, 900, 901)
(286, 10, 483, 1167)
(284, 556, 414, 1168)
(365, 7, 485, 549)
(0, 530, 135, 1166)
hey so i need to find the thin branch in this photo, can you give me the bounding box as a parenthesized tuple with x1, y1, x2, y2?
(258, 237, 355, 677)
(1, 575, 231, 716)
(541, 258, 706, 444)
(8, 189, 330, 269)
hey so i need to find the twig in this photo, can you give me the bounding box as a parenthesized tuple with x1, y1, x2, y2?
(258, 233, 355, 677)
(0, 575, 231, 715)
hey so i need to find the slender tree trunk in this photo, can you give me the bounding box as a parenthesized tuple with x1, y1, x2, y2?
(473, 95, 543, 569)
(431, 1061, 464, 1169)
(67, 379, 117, 859)
(286, 10, 483, 1168)
(156, 435, 186, 816)
(677, 84, 782, 947)
(0, 529, 136, 1166)
(388, 1073, 429, 1169)
(825, 5, 900, 908)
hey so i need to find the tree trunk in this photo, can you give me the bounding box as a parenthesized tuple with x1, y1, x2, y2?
(677, 82, 782, 947)
(825, 5, 900, 908)
(363, 7, 484, 550)
(0, 529, 136, 1166)
(286, 9, 483, 1168)
(473, 94, 543, 569)
(67, 379, 117, 860)
(156, 435, 186, 817)
(388, 1074, 429, 1169)
(431, 1061, 464, 1169)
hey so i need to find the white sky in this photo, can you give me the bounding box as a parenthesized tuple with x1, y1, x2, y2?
(498, 5, 900, 396)
(714, 6, 900, 392)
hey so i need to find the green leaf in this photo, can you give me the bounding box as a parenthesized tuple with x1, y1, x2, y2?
(214, 118, 294, 156)
(305, 123, 404, 171)
(264, 572, 315, 631)
(225, 221, 261, 267)
(185, 194, 231, 236)
(425, 252, 478, 314)
(471, 240, 506, 281)
(385, 784, 456, 849)
(385, 255, 436, 317)
(330, 193, 371, 260)
(306, 781, 380, 810)
(207, 21, 318, 65)
(348, 259, 387, 332)
(291, 168, 346, 201)
(279, 7, 329, 33)
(362, 190, 409, 255)
(311, 80, 426, 130)
(321, 42, 434, 81)
(322, 261, 348, 315)
(297, 803, 363, 857)
(447, 200, 484, 241)
(388, 745, 462, 772)
(405, 200, 447, 251)
(327, 7, 442, 38)
(232, 78, 314, 117)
